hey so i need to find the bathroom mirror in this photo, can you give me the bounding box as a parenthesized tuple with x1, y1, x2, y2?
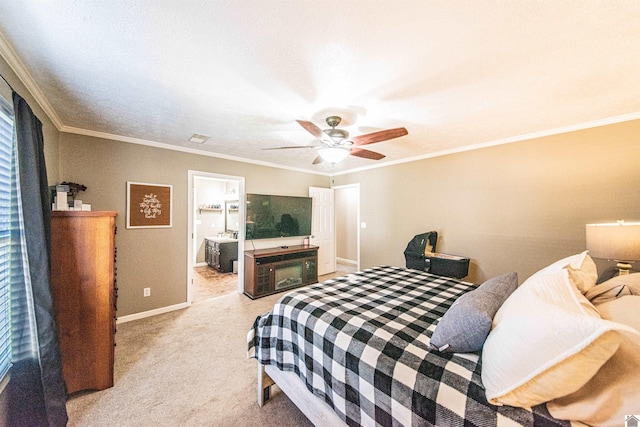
(225, 200, 240, 233)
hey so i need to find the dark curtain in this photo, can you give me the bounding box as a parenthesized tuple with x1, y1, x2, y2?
(7, 92, 67, 426)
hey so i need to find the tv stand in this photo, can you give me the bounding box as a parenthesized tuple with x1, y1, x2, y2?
(244, 245, 318, 299)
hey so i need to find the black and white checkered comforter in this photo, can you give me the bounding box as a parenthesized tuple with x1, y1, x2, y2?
(248, 265, 568, 427)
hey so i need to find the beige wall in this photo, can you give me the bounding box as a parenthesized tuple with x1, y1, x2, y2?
(334, 119, 640, 284)
(58, 119, 640, 316)
(58, 133, 329, 316)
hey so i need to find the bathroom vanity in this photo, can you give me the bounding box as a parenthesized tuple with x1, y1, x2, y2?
(205, 237, 238, 273)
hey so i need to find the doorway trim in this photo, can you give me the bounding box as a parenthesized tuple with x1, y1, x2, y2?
(187, 170, 246, 304)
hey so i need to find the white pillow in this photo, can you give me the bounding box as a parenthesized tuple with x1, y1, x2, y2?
(482, 270, 633, 408)
(547, 296, 640, 425)
(565, 253, 597, 294)
(529, 250, 597, 294)
(529, 250, 590, 278)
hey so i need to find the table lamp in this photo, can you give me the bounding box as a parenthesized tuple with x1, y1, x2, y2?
(586, 220, 640, 275)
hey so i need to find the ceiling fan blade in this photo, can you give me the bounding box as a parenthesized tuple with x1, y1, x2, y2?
(312, 155, 324, 165)
(262, 145, 317, 150)
(349, 147, 385, 160)
(351, 127, 408, 146)
(296, 120, 325, 140)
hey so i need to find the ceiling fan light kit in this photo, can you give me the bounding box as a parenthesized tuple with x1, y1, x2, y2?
(317, 147, 350, 164)
(265, 114, 408, 166)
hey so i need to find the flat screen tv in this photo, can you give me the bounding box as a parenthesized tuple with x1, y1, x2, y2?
(246, 193, 312, 240)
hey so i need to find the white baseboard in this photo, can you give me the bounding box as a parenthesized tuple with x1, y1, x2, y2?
(194, 262, 208, 267)
(336, 257, 357, 266)
(117, 302, 190, 324)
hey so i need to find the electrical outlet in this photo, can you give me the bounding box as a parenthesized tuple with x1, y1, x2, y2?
(143, 287, 151, 297)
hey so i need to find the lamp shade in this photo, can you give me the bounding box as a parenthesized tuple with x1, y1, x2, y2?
(585, 221, 640, 261)
(317, 147, 349, 164)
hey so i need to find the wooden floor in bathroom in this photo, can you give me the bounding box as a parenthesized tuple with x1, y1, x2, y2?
(192, 265, 238, 302)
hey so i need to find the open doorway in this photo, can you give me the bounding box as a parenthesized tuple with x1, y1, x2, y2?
(333, 184, 360, 275)
(187, 171, 245, 304)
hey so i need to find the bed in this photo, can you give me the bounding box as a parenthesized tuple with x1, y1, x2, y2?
(248, 256, 640, 427)
(248, 265, 563, 426)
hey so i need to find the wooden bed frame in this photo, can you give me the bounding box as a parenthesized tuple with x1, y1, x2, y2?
(258, 363, 347, 426)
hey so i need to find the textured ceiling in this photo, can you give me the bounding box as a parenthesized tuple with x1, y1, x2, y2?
(0, 1, 639, 175)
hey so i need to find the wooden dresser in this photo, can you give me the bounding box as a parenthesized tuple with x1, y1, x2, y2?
(50, 211, 117, 394)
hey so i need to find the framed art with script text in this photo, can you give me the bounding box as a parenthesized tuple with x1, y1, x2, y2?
(126, 182, 173, 228)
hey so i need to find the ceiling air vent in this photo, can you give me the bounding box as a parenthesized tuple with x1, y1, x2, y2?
(188, 134, 209, 144)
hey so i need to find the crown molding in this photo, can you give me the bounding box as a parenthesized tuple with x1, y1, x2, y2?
(331, 111, 640, 176)
(61, 125, 331, 177)
(0, 31, 64, 130)
(58, 110, 640, 177)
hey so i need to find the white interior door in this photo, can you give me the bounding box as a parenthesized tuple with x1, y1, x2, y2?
(309, 187, 335, 276)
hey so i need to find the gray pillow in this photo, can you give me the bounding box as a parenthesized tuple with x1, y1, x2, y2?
(430, 272, 518, 353)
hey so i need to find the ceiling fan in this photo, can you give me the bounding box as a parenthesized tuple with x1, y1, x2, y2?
(264, 116, 408, 165)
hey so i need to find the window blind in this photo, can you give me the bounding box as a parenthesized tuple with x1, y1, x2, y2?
(0, 95, 13, 380)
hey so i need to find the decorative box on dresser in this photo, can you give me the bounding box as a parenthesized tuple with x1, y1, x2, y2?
(50, 211, 118, 394)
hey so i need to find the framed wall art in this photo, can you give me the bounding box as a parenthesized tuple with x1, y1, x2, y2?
(126, 182, 173, 228)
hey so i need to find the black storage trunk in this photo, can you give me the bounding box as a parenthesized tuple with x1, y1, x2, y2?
(428, 254, 470, 279)
(404, 231, 438, 272)
(404, 231, 469, 279)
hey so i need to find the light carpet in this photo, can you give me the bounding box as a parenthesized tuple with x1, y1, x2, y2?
(66, 292, 313, 427)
